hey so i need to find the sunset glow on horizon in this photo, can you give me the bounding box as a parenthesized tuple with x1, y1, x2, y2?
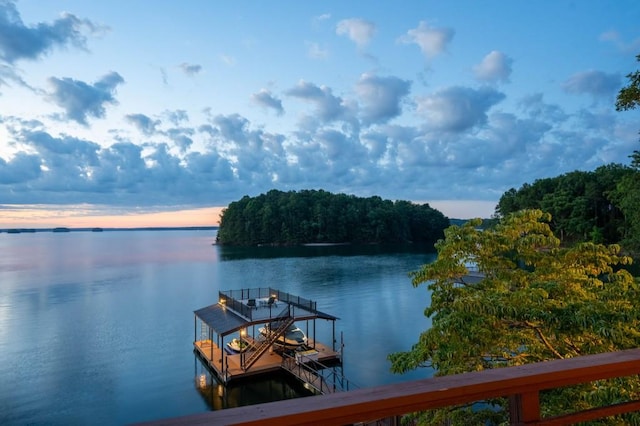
(0, 205, 224, 229)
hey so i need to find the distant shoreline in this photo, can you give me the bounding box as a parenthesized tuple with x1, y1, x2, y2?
(1, 226, 218, 234)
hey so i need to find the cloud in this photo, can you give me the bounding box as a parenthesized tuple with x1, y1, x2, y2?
(125, 113, 160, 135)
(416, 86, 506, 132)
(336, 18, 376, 48)
(164, 109, 189, 125)
(0, 1, 99, 64)
(219, 54, 236, 66)
(0, 152, 41, 183)
(306, 41, 329, 59)
(355, 74, 411, 125)
(251, 89, 284, 115)
(598, 30, 640, 54)
(313, 13, 331, 23)
(473, 51, 513, 83)
(518, 93, 568, 122)
(562, 70, 621, 98)
(399, 21, 454, 58)
(47, 71, 125, 125)
(179, 62, 202, 75)
(286, 80, 348, 122)
(166, 127, 194, 152)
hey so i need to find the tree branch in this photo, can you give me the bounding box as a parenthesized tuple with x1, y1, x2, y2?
(526, 321, 564, 359)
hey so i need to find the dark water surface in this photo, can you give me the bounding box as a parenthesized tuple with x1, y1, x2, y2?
(0, 230, 435, 425)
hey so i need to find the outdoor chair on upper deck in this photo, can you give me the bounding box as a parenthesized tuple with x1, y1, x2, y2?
(247, 298, 257, 309)
(267, 295, 278, 308)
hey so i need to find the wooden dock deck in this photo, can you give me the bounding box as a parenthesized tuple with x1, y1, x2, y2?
(194, 338, 340, 383)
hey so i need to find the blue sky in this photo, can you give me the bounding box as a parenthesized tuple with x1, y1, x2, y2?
(1, 1, 640, 226)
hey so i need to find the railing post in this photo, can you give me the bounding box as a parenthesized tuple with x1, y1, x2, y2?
(509, 391, 540, 425)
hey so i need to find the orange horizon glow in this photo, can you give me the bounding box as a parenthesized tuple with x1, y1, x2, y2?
(0, 205, 225, 229)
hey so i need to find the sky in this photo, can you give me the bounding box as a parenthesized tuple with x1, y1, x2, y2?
(1, 1, 639, 228)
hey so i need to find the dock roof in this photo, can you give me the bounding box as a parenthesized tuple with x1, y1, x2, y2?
(194, 304, 247, 337)
(194, 288, 338, 337)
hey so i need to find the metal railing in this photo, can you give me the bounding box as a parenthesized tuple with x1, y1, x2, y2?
(281, 351, 357, 394)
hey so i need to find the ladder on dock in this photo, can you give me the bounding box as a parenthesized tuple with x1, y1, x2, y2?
(281, 352, 357, 394)
(242, 313, 295, 371)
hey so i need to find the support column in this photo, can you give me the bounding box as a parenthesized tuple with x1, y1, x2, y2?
(509, 391, 540, 425)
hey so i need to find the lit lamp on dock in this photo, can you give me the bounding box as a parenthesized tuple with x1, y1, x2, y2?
(197, 374, 207, 389)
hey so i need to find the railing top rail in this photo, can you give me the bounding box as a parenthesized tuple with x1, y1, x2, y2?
(146, 348, 640, 426)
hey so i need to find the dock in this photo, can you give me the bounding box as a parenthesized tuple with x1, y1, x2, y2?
(193, 288, 351, 393)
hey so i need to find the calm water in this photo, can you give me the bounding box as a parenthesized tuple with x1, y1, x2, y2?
(0, 230, 435, 425)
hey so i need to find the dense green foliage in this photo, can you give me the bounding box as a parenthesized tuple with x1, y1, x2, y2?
(610, 153, 640, 253)
(216, 189, 450, 246)
(616, 54, 640, 111)
(495, 164, 635, 246)
(389, 210, 640, 424)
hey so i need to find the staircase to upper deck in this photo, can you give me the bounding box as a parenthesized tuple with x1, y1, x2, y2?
(242, 306, 294, 371)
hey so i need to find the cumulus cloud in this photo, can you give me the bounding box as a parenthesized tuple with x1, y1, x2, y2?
(416, 86, 505, 132)
(48, 71, 125, 125)
(473, 50, 513, 83)
(336, 18, 376, 48)
(562, 70, 621, 98)
(518, 93, 568, 122)
(0, 0, 99, 64)
(179, 62, 202, 75)
(251, 89, 284, 115)
(399, 21, 454, 58)
(125, 113, 160, 135)
(164, 109, 189, 125)
(286, 80, 347, 122)
(166, 127, 194, 152)
(355, 74, 411, 125)
(0, 152, 41, 183)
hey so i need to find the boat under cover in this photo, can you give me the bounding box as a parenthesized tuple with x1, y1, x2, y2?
(259, 323, 307, 348)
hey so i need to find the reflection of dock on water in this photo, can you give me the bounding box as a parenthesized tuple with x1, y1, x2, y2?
(193, 288, 355, 394)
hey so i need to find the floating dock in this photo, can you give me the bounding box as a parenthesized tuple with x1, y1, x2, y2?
(193, 288, 349, 392)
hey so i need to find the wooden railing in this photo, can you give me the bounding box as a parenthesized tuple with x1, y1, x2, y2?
(143, 348, 640, 426)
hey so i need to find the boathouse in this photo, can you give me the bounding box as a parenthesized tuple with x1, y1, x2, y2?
(193, 288, 344, 391)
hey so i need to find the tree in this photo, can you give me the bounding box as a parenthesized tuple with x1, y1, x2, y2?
(613, 54, 640, 254)
(615, 54, 640, 111)
(389, 210, 640, 424)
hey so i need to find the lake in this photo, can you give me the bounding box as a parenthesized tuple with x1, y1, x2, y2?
(0, 230, 435, 425)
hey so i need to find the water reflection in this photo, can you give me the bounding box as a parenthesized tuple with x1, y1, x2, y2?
(193, 354, 314, 410)
(218, 243, 436, 260)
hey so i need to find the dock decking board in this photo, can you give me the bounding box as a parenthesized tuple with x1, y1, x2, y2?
(194, 338, 340, 383)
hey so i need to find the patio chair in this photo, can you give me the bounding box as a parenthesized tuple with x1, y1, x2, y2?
(267, 295, 278, 308)
(247, 298, 257, 309)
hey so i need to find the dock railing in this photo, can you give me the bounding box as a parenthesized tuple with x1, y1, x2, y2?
(281, 352, 358, 395)
(268, 287, 317, 312)
(219, 288, 320, 318)
(148, 348, 640, 425)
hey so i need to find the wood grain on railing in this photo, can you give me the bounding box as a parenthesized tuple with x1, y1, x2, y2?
(142, 348, 640, 426)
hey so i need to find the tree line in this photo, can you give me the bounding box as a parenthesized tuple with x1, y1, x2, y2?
(495, 163, 638, 250)
(216, 189, 450, 247)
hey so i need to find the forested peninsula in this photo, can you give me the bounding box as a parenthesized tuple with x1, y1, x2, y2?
(216, 189, 450, 246)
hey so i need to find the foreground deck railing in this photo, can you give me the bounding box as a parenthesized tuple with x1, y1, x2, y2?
(143, 348, 640, 425)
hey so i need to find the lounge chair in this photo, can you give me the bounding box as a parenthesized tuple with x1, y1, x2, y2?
(247, 299, 257, 309)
